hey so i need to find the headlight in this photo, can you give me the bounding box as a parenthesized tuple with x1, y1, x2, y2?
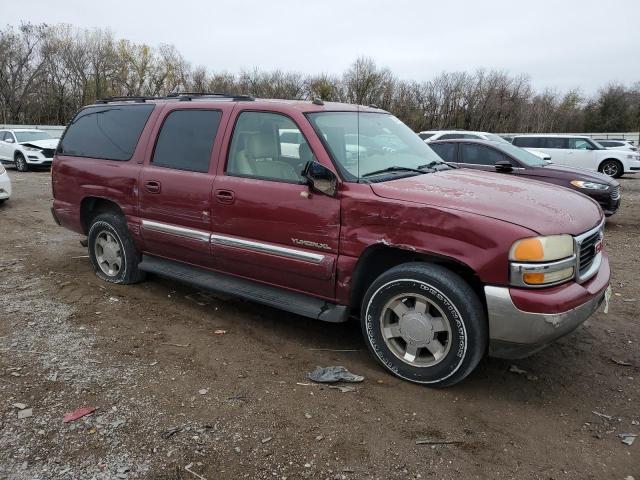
(509, 235, 575, 287)
(570, 180, 609, 190)
(628, 154, 640, 160)
(24, 146, 41, 152)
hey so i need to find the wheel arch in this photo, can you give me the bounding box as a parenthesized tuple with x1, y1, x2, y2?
(80, 197, 125, 234)
(598, 157, 623, 171)
(349, 244, 486, 315)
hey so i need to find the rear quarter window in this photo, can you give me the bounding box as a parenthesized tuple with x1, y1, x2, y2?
(59, 104, 155, 161)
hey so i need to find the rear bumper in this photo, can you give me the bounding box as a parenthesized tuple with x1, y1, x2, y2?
(486, 255, 610, 359)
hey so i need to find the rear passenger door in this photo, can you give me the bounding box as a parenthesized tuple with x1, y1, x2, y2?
(211, 109, 340, 299)
(138, 106, 228, 267)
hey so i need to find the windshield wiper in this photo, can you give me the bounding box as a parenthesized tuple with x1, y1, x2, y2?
(417, 161, 444, 170)
(361, 166, 428, 178)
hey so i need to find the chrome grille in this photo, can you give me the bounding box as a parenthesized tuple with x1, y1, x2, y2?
(610, 185, 620, 200)
(41, 148, 55, 158)
(574, 221, 604, 283)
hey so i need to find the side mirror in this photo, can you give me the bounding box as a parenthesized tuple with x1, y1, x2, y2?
(302, 161, 337, 197)
(495, 160, 513, 173)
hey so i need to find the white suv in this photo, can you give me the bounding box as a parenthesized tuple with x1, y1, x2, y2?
(418, 130, 510, 143)
(0, 129, 59, 172)
(512, 134, 640, 178)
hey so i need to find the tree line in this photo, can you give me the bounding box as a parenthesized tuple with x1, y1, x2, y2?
(1, 22, 639, 133)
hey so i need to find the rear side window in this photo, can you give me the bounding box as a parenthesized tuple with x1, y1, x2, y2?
(152, 110, 221, 172)
(418, 133, 434, 140)
(429, 143, 457, 162)
(459, 144, 505, 165)
(513, 137, 542, 148)
(59, 105, 154, 160)
(438, 133, 479, 140)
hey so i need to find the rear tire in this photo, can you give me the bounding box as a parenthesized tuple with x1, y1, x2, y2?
(599, 159, 623, 178)
(15, 154, 29, 172)
(361, 262, 487, 387)
(87, 212, 145, 284)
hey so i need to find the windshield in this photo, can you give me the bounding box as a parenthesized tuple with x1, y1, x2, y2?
(15, 131, 53, 143)
(307, 112, 445, 181)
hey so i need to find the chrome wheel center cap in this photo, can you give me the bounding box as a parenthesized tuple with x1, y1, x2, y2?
(399, 313, 433, 344)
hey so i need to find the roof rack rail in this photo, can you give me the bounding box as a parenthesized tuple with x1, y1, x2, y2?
(166, 92, 255, 102)
(95, 96, 159, 104)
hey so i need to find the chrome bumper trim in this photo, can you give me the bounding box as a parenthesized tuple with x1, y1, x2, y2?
(485, 285, 607, 359)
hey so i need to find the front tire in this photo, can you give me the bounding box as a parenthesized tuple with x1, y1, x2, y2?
(87, 212, 145, 284)
(15, 154, 29, 172)
(361, 263, 487, 387)
(599, 159, 623, 178)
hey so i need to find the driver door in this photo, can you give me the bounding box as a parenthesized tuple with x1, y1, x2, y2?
(211, 109, 340, 299)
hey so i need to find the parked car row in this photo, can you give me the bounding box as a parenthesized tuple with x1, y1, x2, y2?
(428, 139, 621, 216)
(50, 95, 611, 387)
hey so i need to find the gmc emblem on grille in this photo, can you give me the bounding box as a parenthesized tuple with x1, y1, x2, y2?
(595, 240, 603, 254)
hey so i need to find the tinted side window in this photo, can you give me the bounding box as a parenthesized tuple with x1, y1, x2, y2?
(418, 133, 434, 140)
(543, 137, 569, 149)
(513, 137, 542, 148)
(459, 144, 505, 165)
(59, 105, 154, 160)
(152, 110, 221, 172)
(568, 138, 591, 150)
(227, 112, 306, 183)
(430, 143, 457, 162)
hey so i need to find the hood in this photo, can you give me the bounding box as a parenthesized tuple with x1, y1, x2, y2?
(370, 169, 602, 236)
(528, 164, 619, 187)
(20, 139, 59, 149)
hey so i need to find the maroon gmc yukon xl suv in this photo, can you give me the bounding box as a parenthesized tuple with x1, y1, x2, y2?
(51, 94, 611, 386)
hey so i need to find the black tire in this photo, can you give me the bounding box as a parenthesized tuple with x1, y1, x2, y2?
(15, 154, 29, 172)
(361, 262, 487, 387)
(599, 159, 623, 178)
(87, 212, 145, 284)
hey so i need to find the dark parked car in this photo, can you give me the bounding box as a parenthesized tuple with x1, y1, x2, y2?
(429, 139, 620, 216)
(51, 95, 609, 387)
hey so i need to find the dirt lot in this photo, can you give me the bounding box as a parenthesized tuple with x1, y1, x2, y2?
(0, 169, 638, 480)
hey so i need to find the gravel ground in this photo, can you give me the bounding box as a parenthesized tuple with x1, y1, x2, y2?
(0, 169, 638, 480)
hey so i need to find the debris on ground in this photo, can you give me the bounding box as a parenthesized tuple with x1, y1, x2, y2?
(198, 388, 208, 395)
(508, 365, 527, 375)
(416, 438, 463, 445)
(12, 402, 27, 410)
(261, 436, 273, 444)
(329, 385, 356, 393)
(161, 426, 184, 439)
(610, 358, 632, 366)
(214, 329, 226, 336)
(17, 408, 33, 419)
(184, 462, 207, 480)
(592, 411, 614, 421)
(63, 406, 96, 423)
(308, 366, 364, 383)
(618, 433, 637, 446)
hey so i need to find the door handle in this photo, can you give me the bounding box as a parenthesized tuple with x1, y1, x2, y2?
(144, 180, 161, 194)
(215, 189, 235, 204)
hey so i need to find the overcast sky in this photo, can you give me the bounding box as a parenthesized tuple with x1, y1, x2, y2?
(6, 0, 640, 94)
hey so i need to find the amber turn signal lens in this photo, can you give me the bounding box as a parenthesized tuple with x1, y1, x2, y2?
(512, 238, 544, 262)
(522, 272, 545, 284)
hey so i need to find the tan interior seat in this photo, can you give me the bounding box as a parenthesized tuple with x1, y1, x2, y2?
(236, 132, 300, 181)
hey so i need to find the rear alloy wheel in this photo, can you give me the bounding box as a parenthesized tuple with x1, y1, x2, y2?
(361, 262, 487, 387)
(599, 159, 623, 178)
(88, 212, 145, 284)
(15, 154, 29, 172)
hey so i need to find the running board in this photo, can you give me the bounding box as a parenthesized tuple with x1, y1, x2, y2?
(138, 255, 349, 323)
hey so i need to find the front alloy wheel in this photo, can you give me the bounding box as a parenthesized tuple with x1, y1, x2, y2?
(600, 160, 622, 178)
(362, 262, 487, 387)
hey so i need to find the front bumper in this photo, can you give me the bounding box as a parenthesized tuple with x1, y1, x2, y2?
(25, 156, 53, 166)
(486, 255, 610, 359)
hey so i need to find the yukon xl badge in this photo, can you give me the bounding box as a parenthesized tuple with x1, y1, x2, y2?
(291, 238, 332, 251)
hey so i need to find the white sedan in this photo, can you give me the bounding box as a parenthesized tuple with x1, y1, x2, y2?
(0, 129, 59, 172)
(0, 163, 11, 203)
